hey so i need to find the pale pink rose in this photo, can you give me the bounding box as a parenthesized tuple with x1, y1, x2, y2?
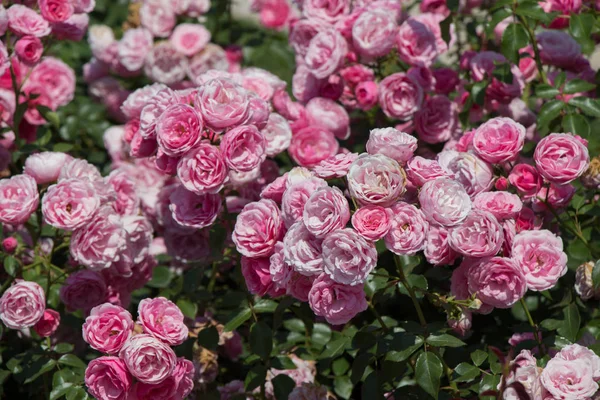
(0, 6, 7, 36)
(241, 256, 283, 297)
(7, 5, 51, 37)
(169, 186, 221, 229)
(25, 57, 75, 109)
(555, 344, 600, 381)
(347, 154, 405, 207)
(378, 73, 423, 120)
(405, 156, 448, 187)
(366, 128, 417, 165)
(414, 95, 458, 144)
(473, 117, 526, 164)
(289, 383, 328, 400)
(140, 0, 176, 37)
(304, 29, 348, 79)
(383, 201, 428, 256)
(289, 126, 339, 168)
(0, 280, 45, 329)
(291, 64, 322, 103)
(281, 177, 328, 227)
(0, 174, 39, 225)
(82, 303, 133, 354)
(468, 257, 527, 309)
(351, 205, 392, 242)
(139, 87, 182, 139)
(305, 97, 350, 140)
(24, 152, 72, 184)
(352, 10, 397, 58)
(322, 228, 377, 286)
(72, 0, 95, 13)
(283, 221, 324, 276)
(397, 17, 438, 67)
(144, 42, 188, 84)
(534, 133, 590, 185)
(50, 12, 89, 41)
(232, 199, 283, 258)
(33, 308, 60, 337)
(156, 104, 202, 156)
(85, 357, 133, 400)
(119, 334, 177, 384)
(88, 25, 116, 64)
(289, 19, 328, 57)
(448, 309, 472, 337)
(177, 142, 228, 195)
(137, 297, 188, 346)
(508, 164, 542, 199)
(186, 44, 230, 83)
(308, 273, 368, 325)
(303, 0, 350, 24)
(42, 178, 99, 230)
(270, 242, 293, 291)
(261, 113, 292, 157)
(39, 0, 73, 22)
(419, 177, 472, 227)
(473, 192, 523, 221)
(242, 67, 286, 101)
(438, 150, 494, 197)
(121, 83, 167, 120)
(117, 28, 153, 72)
(14, 35, 43, 66)
(511, 229, 567, 291)
(449, 210, 503, 257)
(220, 125, 267, 172)
(313, 152, 358, 179)
(170, 23, 211, 56)
(540, 358, 598, 400)
(60, 270, 107, 311)
(537, 31, 581, 69)
(302, 186, 350, 238)
(0, 88, 15, 124)
(245, 93, 270, 130)
(424, 225, 458, 266)
(196, 78, 250, 131)
(106, 170, 140, 216)
(533, 182, 576, 212)
(286, 272, 314, 302)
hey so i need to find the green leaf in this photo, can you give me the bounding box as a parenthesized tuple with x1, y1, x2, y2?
(569, 97, 600, 117)
(564, 79, 596, 94)
(50, 383, 73, 400)
(196, 326, 219, 351)
(320, 337, 350, 359)
(52, 369, 76, 388)
(426, 334, 466, 348)
(570, 13, 595, 40)
(282, 318, 305, 333)
(557, 304, 580, 342)
(440, 16, 452, 46)
(53, 343, 74, 354)
(147, 266, 173, 288)
(351, 352, 374, 384)
(271, 355, 297, 370)
(53, 143, 74, 153)
(245, 365, 267, 391)
(311, 323, 332, 348)
(515, 1, 551, 23)
(361, 371, 382, 399)
(65, 387, 87, 400)
(176, 299, 197, 319)
(535, 84, 560, 99)
(537, 100, 565, 127)
(592, 260, 600, 290)
(272, 374, 296, 400)
(224, 307, 252, 332)
(57, 355, 86, 370)
(501, 23, 529, 64)
(36, 129, 53, 147)
(385, 334, 423, 362)
(488, 9, 512, 34)
(332, 357, 350, 376)
(454, 362, 480, 382)
(4, 256, 18, 277)
(250, 322, 273, 360)
(415, 352, 443, 399)
(554, 72, 567, 89)
(471, 350, 488, 367)
(24, 359, 57, 384)
(254, 299, 278, 314)
(334, 376, 353, 399)
(541, 318, 562, 330)
(562, 114, 590, 137)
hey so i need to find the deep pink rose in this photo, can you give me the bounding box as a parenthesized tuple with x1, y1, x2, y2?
(120, 334, 177, 384)
(289, 126, 339, 168)
(177, 142, 228, 194)
(378, 73, 423, 120)
(414, 95, 458, 144)
(232, 199, 283, 258)
(347, 154, 405, 207)
(138, 297, 189, 346)
(242, 256, 284, 297)
(220, 125, 267, 172)
(473, 191, 523, 221)
(156, 104, 203, 157)
(537, 31, 581, 69)
(396, 18, 438, 67)
(352, 10, 397, 58)
(384, 202, 429, 256)
(169, 186, 221, 229)
(366, 128, 417, 165)
(7, 5, 51, 37)
(42, 178, 99, 230)
(508, 164, 542, 199)
(534, 133, 590, 185)
(33, 308, 60, 337)
(419, 177, 472, 227)
(196, 78, 250, 131)
(304, 29, 348, 79)
(39, 0, 74, 23)
(305, 97, 350, 140)
(302, 186, 350, 238)
(117, 28, 153, 72)
(473, 117, 526, 164)
(308, 274, 368, 325)
(449, 210, 503, 258)
(468, 257, 527, 309)
(170, 23, 211, 56)
(355, 81, 378, 111)
(24, 151, 73, 184)
(83, 303, 133, 354)
(0, 174, 39, 225)
(2, 237, 17, 254)
(424, 225, 458, 266)
(351, 205, 392, 241)
(322, 228, 377, 286)
(283, 220, 324, 276)
(0, 280, 45, 329)
(60, 270, 107, 311)
(85, 357, 133, 400)
(438, 150, 494, 197)
(135, 357, 194, 400)
(15, 35, 43, 66)
(540, 358, 598, 400)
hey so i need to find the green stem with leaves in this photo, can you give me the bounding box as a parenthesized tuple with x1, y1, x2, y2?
(394, 255, 428, 333)
(519, 298, 545, 356)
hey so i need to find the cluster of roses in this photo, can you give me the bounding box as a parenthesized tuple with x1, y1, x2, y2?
(82, 297, 194, 400)
(0, 151, 155, 313)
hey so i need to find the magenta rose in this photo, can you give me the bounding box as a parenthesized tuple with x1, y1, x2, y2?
(414, 95, 458, 144)
(283, 220, 325, 276)
(534, 133, 590, 185)
(304, 29, 348, 79)
(508, 164, 542, 199)
(85, 357, 133, 400)
(0, 280, 45, 329)
(42, 178, 99, 230)
(119, 334, 177, 384)
(60, 270, 107, 311)
(378, 73, 423, 120)
(313, 152, 358, 180)
(351, 205, 392, 242)
(511, 229, 567, 292)
(449, 210, 503, 258)
(473, 191, 523, 221)
(347, 154, 405, 207)
(473, 117, 526, 164)
(352, 10, 397, 58)
(83, 303, 134, 354)
(177, 142, 228, 195)
(220, 125, 267, 173)
(438, 150, 494, 197)
(424, 225, 458, 266)
(384, 202, 429, 256)
(7, 5, 51, 37)
(0, 174, 39, 225)
(419, 177, 472, 227)
(24, 151, 72, 184)
(156, 104, 203, 157)
(308, 274, 368, 325)
(232, 199, 283, 258)
(33, 308, 60, 337)
(288, 126, 339, 168)
(322, 228, 377, 286)
(169, 186, 221, 229)
(138, 297, 189, 346)
(302, 186, 350, 238)
(468, 257, 527, 309)
(14, 35, 43, 66)
(396, 17, 439, 67)
(366, 128, 418, 165)
(196, 78, 250, 131)
(305, 97, 350, 140)
(540, 358, 598, 400)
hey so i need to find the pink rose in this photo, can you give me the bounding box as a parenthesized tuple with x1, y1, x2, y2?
(135, 357, 194, 400)
(305, 97, 350, 140)
(220, 125, 267, 172)
(534, 133, 590, 185)
(537, 31, 581, 69)
(33, 308, 60, 337)
(262, 113, 292, 157)
(0, 174, 39, 225)
(384, 202, 429, 256)
(50, 13, 90, 42)
(83, 303, 133, 354)
(449, 210, 504, 257)
(533, 182, 576, 211)
(7, 5, 51, 37)
(117, 28, 153, 72)
(351, 205, 392, 241)
(2, 237, 17, 254)
(120, 334, 177, 384)
(396, 18, 438, 67)
(0, 6, 7, 36)
(419, 177, 472, 227)
(414, 95, 458, 144)
(196, 78, 250, 131)
(378, 73, 423, 120)
(106, 170, 140, 216)
(302, 186, 350, 238)
(122, 83, 167, 120)
(347, 154, 405, 207)
(355, 81, 378, 110)
(186, 44, 230, 83)
(42, 178, 99, 230)
(405, 156, 448, 187)
(156, 104, 203, 156)
(138, 297, 189, 346)
(233, 199, 283, 258)
(170, 23, 211, 57)
(511, 229, 567, 291)
(0, 280, 45, 329)
(473, 117, 526, 164)
(242, 256, 283, 297)
(288, 126, 339, 168)
(39, 0, 73, 23)
(281, 176, 328, 227)
(14, 35, 43, 66)
(24, 57, 76, 109)
(508, 164, 542, 199)
(85, 357, 133, 400)
(352, 10, 397, 58)
(283, 221, 324, 276)
(270, 242, 293, 291)
(313, 152, 358, 179)
(303, 0, 350, 24)
(24, 151, 72, 184)
(169, 186, 221, 229)
(308, 274, 368, 325)
(139, 0, 176, 37)
(473, 191, 523, 221)
(177, 142, 228, 195)
(468, 257, 527, 308)
(424, 225, 458, 266)
(555, 344, 600, 381)
(60, 270, 107, 311)
(322, 228, 377, 286)
(304, 29, 348, 79)
(438, 150, 494, 197)
(289, 19, 328, 57)
(144, 42, 188, 84)
(366, 128, 417, 165)
(540, 358, 598, 400)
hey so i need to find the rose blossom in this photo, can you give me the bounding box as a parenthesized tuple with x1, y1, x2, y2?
(366, 128, 418, 165)
(85, 357, 133, 400)
(119, 334, 177, 384)
(281, 176, 327, 227)
(270, 242, 293, 292)
(144, 42, 188, 85)
(39, 0, 74, 23)
(308, 274, 368, 325)
(438, 150, 494, 197)
(220, 125, 267, 172)
(537, 31, 582, 69)
(117, 28, 153, 72)
(283, 221, 324, 276)
(540, 358, 598, 400)
(42, 178, 99, 230)
(196, 78, 250, 131)
(449, 210, 504, 258)
(555, 344, 600, 381)
(352, 10, 397, 58)
(511, 230, 567, 292)
(473, 117, 526, 164)
(396, 18, 439, 67)
(534, 133, 590, 185)
(288, 126, 339, 168)
(419, 177, 472, 227)
(60, 270, 107, 311)
(351, 205, 392, 241)
(347, 154, 405, 207)
(303, 0, 350, 23)
(473, 192, 523, 221)
(261, 113, 292, 157)
(2, 237, 17, 254)
(24, 152, 73, 184)
(0, 280, 45, 329)
(82, 303, 133, 354)
(177, 142, 228, 195)
(313, 152, 358, 179)
(138, 297, 188, 346)
(378, 73, 423, 120)
(0, 174, 40, 225)
(33, 309, 60, 337)
(424, 225, 458, 266)
(305, 97, 350, 140)
(468, 257, 527, 309)
(414, 95, 458, 144)
(155, 104, 203, 157)
(139, 0, 175, 37)
(384, 202, 429, 256)
(170, 23, 211, 56)
(322, 228, 377, 286)
(508, 164, 542, 199)
(232, 199, 283, 258)
(7, 5, 51, 37)
(405, 156, 448, 187)
(14, 36, 43, 66)
(135, 357, 194, 400)
(304, 29, 348, 79)
(302, 186, 350, 238)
